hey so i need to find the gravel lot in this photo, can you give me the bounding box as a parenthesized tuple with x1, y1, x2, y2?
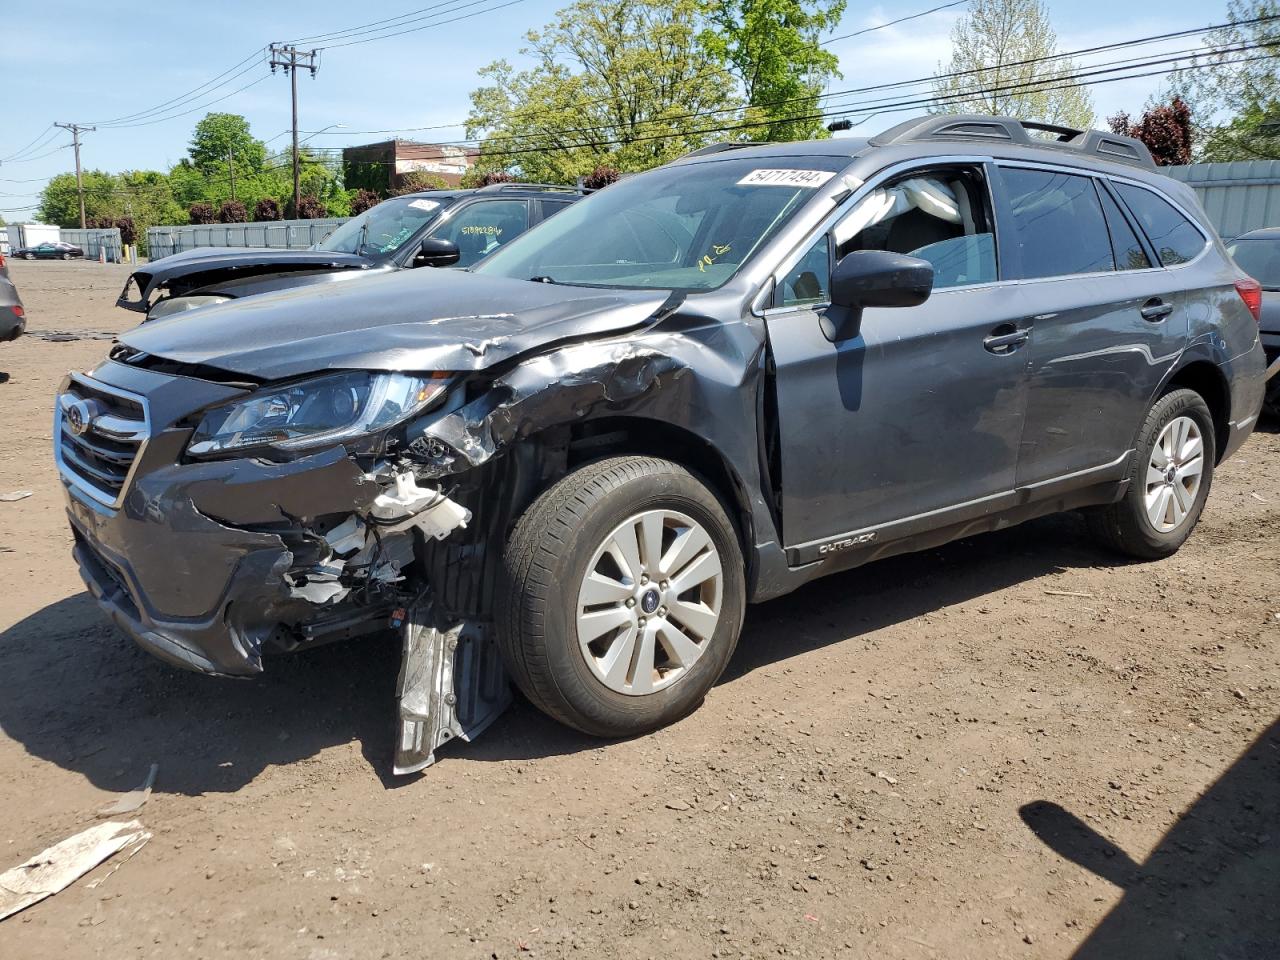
(0, 258, 1276, 959)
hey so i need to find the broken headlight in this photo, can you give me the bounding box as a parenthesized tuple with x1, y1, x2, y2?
(187, 371, 449, 457)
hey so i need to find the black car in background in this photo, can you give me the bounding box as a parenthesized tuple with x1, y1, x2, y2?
(1225, 227, 1280, 415)
(15, 241, 84, 260)
(118, 183, 583, 321)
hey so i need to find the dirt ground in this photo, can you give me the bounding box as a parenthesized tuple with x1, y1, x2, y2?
(0, 258, 1276, 960)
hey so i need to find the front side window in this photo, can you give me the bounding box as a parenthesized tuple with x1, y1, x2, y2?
(1113, 183, 1207, 267)
(314, 195, 451, 258)
(780, 235, 830, 306)
(473, 155, 849, 290)
(833, 168, 997, 290)
(1002, 167, 1115, 279)
(428, 200, 530, 267)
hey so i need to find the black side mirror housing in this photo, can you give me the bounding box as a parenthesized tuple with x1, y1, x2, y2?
(413, 236, 461, 268)
(821, 250, 934, 342)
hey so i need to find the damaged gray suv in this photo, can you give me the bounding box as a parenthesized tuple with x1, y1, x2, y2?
(57, 115, 1268, 773)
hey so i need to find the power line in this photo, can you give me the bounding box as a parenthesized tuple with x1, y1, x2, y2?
(96, 70, 273, 131)
(85, 49, 268, 127)
(0, 125, 57, 164)
(313, 0, 530, 49)
(288, 0, 470, 44)
(822, 0, 969, 46)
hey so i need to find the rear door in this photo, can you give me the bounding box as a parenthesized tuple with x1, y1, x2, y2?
(1000, 164, 1194, 489)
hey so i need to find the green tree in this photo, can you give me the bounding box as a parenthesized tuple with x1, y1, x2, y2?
(467, 0, 742, 182)
(700, 0, 846, 141)
(931, 0, 1094, 129)
(1180, 1, 1280, 160)
(189, 113, 267, 179)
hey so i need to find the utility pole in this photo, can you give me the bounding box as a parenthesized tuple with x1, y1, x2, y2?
(268, 44, 319, 217)
(54, 122, 96, 229)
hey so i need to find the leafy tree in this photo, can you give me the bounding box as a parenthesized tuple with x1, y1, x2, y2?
(254, 197, 282, 221)
(1179, 1, 1280, 160)
(932, 0, 1094, 129)
(218, 199, 248, 223)
(188, 202, 216, 225)
(349, 189, 381, 214)
(467, 0, 742, 182)
(462, 169, 517, 188)
(700, 0, 845, 141)
(582, 164, 621, 189)
(1108, 97, 1194, 166)
(393, 170, 450, 195)
(189, 113, 267, 179)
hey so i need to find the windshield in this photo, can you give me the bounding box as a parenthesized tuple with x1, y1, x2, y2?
(314, 195, 452, 258)
(1226, 238, 1280, 289)
(473, 155, 849, 289)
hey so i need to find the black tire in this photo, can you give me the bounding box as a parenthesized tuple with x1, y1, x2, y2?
(1085, 388, 1215, 559)
(496, 455, 746, 738)
(23, 253, 33, 260)
(61, 252, 71, 260)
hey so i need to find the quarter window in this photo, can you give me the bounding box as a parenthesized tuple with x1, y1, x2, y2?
(1112, 183, 1206, 266)
(1098, 186, 1152, 271)
(1002, 168, 1114, 279)
(780, 235, 830, 306)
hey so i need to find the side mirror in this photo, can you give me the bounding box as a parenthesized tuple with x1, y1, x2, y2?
(820, 250, 934, 343)
(413, 236, 460, 268)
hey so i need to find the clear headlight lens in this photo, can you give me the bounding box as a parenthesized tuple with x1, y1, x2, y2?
(188, 371, 450, 457)
(147, 294, 232, 321)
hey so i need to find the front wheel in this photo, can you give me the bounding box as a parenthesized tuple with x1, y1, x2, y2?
(23, 253, 34, 260)
(61, 252, 72, 260)
(497, 456, 746, 738)
(1085, 388, 1215, 559)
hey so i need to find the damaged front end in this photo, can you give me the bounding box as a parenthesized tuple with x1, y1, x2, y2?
(57, 359, 516, 773)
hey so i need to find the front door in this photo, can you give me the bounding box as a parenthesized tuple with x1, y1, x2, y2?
(764, 162, 1032, 554)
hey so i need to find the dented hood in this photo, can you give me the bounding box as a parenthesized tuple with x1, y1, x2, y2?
(119, 265, 671, 378)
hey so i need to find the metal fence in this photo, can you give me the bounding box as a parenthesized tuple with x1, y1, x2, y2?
(62, 227, 122, 261)
(145, 218, 349, 260)
(1164, 160, 1280, 239)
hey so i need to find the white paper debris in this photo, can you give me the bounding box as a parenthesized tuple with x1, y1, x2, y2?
(0, 491, 33, 502)
(0, 820, 150, 921)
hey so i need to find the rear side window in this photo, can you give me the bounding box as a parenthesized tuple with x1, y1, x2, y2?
(1001, 168, 1115, 279)
(1112, 183, 1206, 266)
(1098, 187, 1152, 271)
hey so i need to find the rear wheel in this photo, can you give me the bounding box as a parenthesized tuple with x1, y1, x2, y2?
(23, 253, 33, 260)
(61, 252, 72, 260)
(497, 456, 745, 738)
(1086, 388, 1214, 559)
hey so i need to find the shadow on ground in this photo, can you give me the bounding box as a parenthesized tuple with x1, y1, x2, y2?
(1, 512, 1125, 793)
(1021, 716, 1280, 959)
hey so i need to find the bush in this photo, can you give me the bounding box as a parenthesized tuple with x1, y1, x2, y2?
(1107, 97, 1194, 167)
(350, 189, 381, 215)
(218, 200, 248, 223)
(114, 217, 137, 246)
(253, 197, 282, 222)
(290, 195, 327, 220)
(188, 202, 216, 225)
(392, 171, 449, 195)
(582, 165, 620, 191)
(476, 170, 516, 187)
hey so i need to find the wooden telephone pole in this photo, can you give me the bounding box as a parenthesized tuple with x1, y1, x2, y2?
(268, 45, 320, 217)
(54, 122, 96, 229)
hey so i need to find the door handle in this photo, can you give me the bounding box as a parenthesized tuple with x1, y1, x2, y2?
(983, 324, 1030, 354)
(1140, 298, 1173, 322)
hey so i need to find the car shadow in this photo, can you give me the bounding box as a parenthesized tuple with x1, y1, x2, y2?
(0, 511, 1132, 794)
(1020, 716, 1280, 958)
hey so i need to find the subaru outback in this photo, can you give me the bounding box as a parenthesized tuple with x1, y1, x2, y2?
(56, 115, 1267, 773)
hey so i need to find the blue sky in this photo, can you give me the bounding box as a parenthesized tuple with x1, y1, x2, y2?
(1, 0, 1222, 218)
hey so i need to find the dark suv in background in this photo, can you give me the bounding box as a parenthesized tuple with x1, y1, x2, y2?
(59, 115, 1266, 773)
(117, 183, 582, 320)
(1224, 227, 1280, 415)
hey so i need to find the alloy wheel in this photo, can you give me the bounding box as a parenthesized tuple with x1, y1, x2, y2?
(575, 509, 724, 696)
(1144, 415, 1204, 533)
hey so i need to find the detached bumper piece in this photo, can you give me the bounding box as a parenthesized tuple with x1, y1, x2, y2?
(394, 605, 511, 775)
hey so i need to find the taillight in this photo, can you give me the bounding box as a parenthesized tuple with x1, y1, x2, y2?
(1235, 276, 1262, 323)
(12, 305, 23, 318)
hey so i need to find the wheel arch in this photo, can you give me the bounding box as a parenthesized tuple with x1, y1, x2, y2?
(1160, 359, 1231, 462)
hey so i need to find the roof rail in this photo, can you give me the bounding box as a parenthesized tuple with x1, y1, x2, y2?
(869, 114, 1157, 171)
(679, 142, 764, 160)
(476, 182, 583, 194)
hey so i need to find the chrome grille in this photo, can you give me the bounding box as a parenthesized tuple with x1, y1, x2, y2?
(55, 374, 150, 508)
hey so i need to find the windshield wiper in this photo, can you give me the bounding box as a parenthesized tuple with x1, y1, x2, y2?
(528, 275, 559, 284)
